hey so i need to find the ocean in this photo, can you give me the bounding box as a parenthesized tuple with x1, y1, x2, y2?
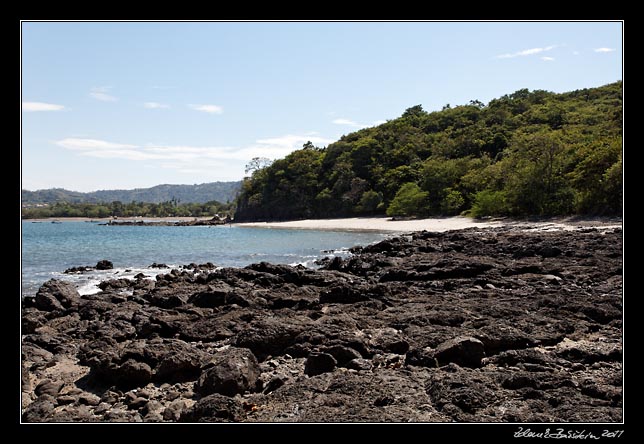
(21, 221, 391, 298)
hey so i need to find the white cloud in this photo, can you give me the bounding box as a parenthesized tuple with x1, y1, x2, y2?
(333, 118, 362, 127)
(55, 138, 138, 151)
(54, 133, 335, 175)
(573, 51, 580, 55)
(189, 104, 223, 114)
(333, 118, 387, 129)
(89, 86, 117, 102)
(594, 47, 616, 53)
(144, 102, 170, 109)
(496, 45, 557, 59)
(541, 56, 555, 62)
(22, 101, 65, 112)
(79, 149, 159, 161)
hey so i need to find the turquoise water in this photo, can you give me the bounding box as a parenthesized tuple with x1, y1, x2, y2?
(21, 221, 390, 297)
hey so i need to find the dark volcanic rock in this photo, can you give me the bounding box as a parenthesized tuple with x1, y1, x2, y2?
(96, 259, 114, 270)
(304, 352, 337, 376)
(35, 279, 80, 311)
(433, 336, 485, 368)
(22, 225, 622, 423)
(195, 348, 260, 396)
(180, 394, 244, 422)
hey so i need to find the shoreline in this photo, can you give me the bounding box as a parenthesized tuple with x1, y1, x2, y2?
(22, 225, 622, 422)
(235, 216, 622, 233)
(23, 216, 216, 223)
(24, 215, 623, 233)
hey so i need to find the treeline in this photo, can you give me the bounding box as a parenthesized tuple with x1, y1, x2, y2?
(21, 200, 234, 219)
(235, 81, 622, 221)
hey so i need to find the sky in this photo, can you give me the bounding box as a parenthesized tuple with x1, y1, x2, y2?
(21, 21, 622, 192)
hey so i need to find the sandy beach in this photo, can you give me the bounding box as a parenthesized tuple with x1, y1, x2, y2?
(25, 215, 623, 233)
(236, 216, 622, 233)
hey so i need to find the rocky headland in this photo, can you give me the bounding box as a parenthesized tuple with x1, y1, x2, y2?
(21, 225, 622, 422)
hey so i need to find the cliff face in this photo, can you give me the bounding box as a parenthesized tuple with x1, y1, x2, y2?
(22, 226, 622, 422)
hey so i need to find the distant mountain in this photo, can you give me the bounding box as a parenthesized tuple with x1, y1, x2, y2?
(22, 182, 242, 205)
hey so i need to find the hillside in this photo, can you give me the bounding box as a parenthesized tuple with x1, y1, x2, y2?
(22, 181, 241, 206)
(235, 82, 622, 221)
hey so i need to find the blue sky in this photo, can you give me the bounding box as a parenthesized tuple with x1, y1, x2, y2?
(21, 21, 622, 192)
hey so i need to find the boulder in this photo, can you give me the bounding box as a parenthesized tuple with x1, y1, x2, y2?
(116, 359, 154, 386)
(179, 394, 244, 422)
(195, 348, 260, 397)
(304, 352, 337, 376)
(322, 345, 362, 366)
(433, 336, 485, 368)
(35, 279, 80, 311)
(34, 380, 64, 397)
(96, 260, 114, 270)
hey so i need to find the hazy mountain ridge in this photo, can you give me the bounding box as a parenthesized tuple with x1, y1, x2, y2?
(22, 181, 242, 205)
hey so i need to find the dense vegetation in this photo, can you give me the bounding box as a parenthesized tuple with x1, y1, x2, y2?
(22, 181, 241, 206)
(235, 82, 622, 221)
(21, 200, 233, 219)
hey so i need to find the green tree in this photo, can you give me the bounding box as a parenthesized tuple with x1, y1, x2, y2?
(386, 183, 429, 217)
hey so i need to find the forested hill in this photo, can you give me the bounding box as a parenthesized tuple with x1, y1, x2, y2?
(23, 181, 241, 206)
(235, 81, 622, 221)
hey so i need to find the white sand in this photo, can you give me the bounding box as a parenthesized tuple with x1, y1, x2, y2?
(237, 216, 499, 232)
(236, 216, 622, 233)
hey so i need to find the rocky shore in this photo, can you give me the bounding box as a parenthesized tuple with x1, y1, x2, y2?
(105, 217, 230, 227)
(21, 225, 622, 422)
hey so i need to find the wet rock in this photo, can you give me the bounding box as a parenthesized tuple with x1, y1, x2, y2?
(195, 347, 260, 397)
(96, 259, 114, 270)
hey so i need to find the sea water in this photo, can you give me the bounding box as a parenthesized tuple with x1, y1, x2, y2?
(21, 221, 391, 297)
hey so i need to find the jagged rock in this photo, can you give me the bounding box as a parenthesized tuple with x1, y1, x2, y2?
(433, 336, 485, 368)
(21, 227, 623, 423)
(35, 279, 80, 311)
(179, 394, 244, 422)
(195, 348, 260, 397)
(35, 380, 64, 397)
(304, 352, 337, 376)
(96, 260, 114, 270)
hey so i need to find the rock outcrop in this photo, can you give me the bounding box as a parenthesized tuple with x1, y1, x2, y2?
(21, 226, 622, 422)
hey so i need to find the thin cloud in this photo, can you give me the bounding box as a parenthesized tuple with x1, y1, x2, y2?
(144, 102, 170, 109)
(333, 118, 387, 129)
(541, 56, 555, 62)
(594, 47, 616, 53)
(22, 101, 65, 112)
(54, 133, 335, 174)
(56, 138, 137, 151)
(89, 86, 117, 102)
(189, 104, 223, 114)
(495, 45, 557, 59)
(333, 118, 363, 128)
